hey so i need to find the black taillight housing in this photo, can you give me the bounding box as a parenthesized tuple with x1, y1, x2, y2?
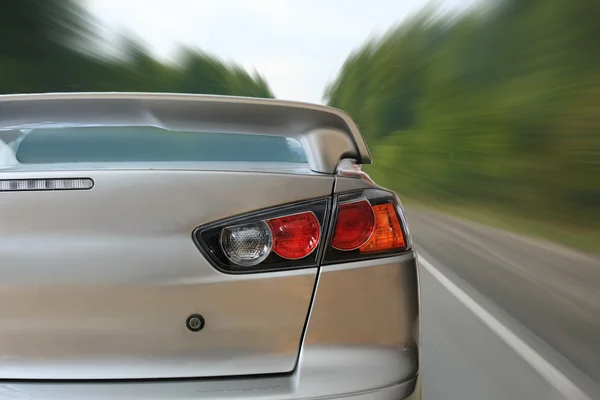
(322, 189, 411, 265)
(193, 198, 331, 273)
(193, 189, 411, 274)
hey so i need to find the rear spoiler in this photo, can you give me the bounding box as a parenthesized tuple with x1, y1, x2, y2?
(0, 92, 372, 174)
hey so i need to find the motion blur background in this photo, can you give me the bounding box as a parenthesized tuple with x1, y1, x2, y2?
(1, 0, 599, 399)
(2, 0, 598, 250)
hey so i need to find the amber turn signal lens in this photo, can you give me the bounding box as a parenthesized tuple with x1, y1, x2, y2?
(359, 203, 405, 253)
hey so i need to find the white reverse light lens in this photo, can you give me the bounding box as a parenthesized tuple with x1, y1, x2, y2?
(220, 221, 272, 267)
(0, 178, 93, 192)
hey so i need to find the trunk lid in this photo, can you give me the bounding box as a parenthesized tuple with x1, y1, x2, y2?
(0, 168, 333, 379)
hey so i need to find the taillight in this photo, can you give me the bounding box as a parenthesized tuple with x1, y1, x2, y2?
(360, 203, 406, 253)
(267, 212, 320, 260)
(220, 221, 273, 267)
(324, 189, 409, 264)
(194, 199, 329, 273)
(331, 199, 375, 251)
(193, 190, 410, 273)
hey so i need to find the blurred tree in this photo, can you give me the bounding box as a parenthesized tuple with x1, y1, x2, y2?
(325, 1, 600, 228)
(0, 0, 273, 98)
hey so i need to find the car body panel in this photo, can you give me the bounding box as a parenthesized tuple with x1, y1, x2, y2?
(0, 169, 334, 379)
(0, 93, 420, 399)
(0, 161, 321, 175)
(303, 254, 420, 351)
(0, 254, 419, 399)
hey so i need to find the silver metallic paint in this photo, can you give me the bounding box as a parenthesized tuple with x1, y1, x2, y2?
(303, 254, 420, 352)
(0, 93, 420, 398)
(0, 169, 334, 379)
(333, 170, 381, 193)
(0, 256, 419, 399)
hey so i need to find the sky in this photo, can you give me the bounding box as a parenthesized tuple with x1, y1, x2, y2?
(85, 0, 477, 104)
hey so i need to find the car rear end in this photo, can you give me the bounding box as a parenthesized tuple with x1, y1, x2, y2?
(0, 93, 421, 399)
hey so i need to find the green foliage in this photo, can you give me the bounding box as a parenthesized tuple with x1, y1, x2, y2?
(325, 0, 600, 228)
(0, 1, 273, 98)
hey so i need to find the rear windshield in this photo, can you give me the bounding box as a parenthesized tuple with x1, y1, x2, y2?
(0, 126, 307, 166)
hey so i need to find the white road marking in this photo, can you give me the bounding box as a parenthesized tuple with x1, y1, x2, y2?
(419, 255, 592, 400)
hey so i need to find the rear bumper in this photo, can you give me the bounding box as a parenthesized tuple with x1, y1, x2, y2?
(0, 254, 420, 399)
(334, 378, 420, 400)
(0, 370, 418, 400)
(296, 251, 421, 399)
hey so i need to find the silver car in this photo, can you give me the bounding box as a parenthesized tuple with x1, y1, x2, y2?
(0, 93, 421, 399)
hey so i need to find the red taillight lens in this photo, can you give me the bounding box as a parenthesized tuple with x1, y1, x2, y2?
(195, 191, 410, 273)
(198, 199, 327, 273)
(325, 192, 409, 263)
(267, 212, 320, 260)
(331, 199, 376, 251)
(359, 203, 406, 253)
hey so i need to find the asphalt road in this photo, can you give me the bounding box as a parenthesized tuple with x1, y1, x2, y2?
(407, 207, 600, 400)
